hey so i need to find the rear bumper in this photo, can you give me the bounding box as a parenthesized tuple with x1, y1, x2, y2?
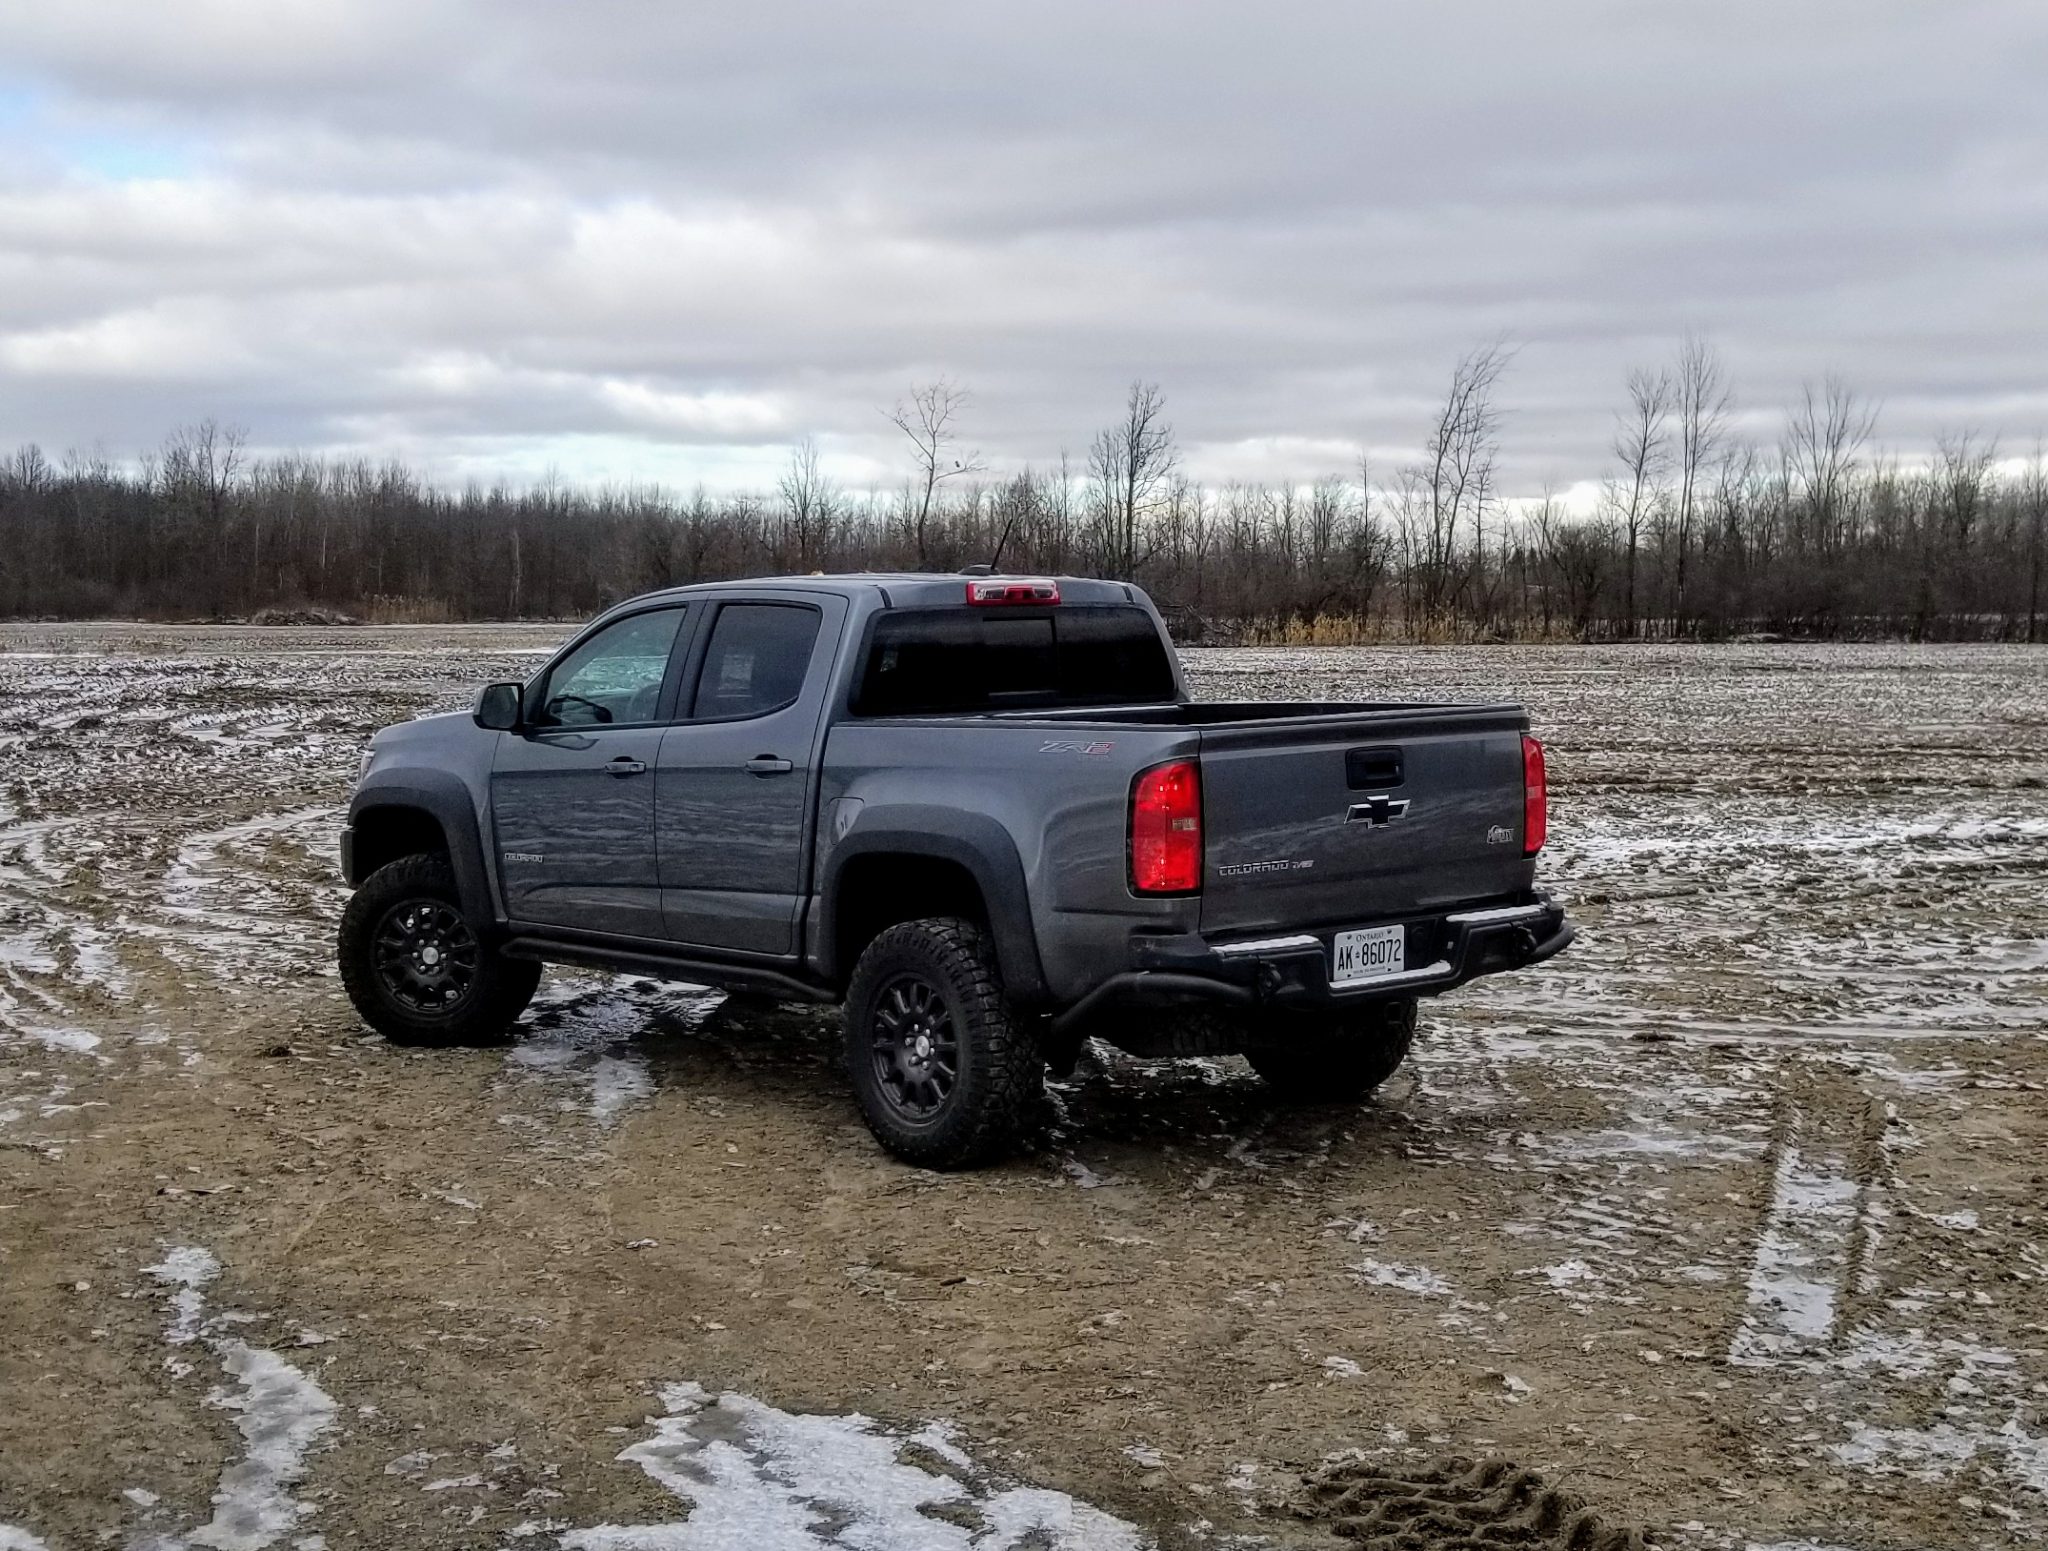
(1051, 895, 1573, 1035)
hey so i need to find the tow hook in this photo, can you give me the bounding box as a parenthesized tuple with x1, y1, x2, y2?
(1512, 925, 1539, 960)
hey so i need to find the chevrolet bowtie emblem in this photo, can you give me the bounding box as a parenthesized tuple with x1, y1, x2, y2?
(1345, 795, 1411, 826)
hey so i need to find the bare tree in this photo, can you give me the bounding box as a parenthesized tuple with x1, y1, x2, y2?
(1088, 380, 1177, 580)
(1610, 367, 1672, 637)
(1531, 491, 1610, 641)
(2023, 442, 2048, 644)
(778, 436, 837, 570)
(1412, 342, 1511, 621)
(887, 378, 984, 567)
(1671, 335, 1730, 634)
(1783, 376, 1877, 555)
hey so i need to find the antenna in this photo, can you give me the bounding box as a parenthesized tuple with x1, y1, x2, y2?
(988, 514, 1018, 572)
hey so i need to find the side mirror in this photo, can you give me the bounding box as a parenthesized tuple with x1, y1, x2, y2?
(474, 682, 523, 731)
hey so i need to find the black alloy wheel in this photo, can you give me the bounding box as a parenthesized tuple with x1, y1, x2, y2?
(868, 972, 961, 1120)
(371, 897, 480, 1014)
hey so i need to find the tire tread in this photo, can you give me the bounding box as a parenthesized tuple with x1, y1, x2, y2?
(337, 853, 539, 1046)
(845, 917, 1038, 1168)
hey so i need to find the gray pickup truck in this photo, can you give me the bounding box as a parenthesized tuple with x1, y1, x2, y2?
(338, 573, 1571, 1166)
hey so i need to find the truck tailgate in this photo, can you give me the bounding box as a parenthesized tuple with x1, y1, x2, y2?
(1197, 709, 1532, 936)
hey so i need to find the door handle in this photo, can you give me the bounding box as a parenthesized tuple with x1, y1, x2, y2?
(744, 755, 795, 776)
(605, 756, 647, 777)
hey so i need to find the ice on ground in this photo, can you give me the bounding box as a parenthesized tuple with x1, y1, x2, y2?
(1728, 1147, 1862, 1365)
(1351, 1258, 1452, 1297)
(142, 1245, 341, 1549)
(191, 1342, 340, 1549)
(563, 1381, 1146, 1550)
(505, 1042, 654, 1127)
(147, 1244, 222, 1344)
(1521, 1259, 1601, 1299)
(1830, 1416, 2048, 1497)
(0, 1528, 52, 1551)
(503, 977, 711, 1126)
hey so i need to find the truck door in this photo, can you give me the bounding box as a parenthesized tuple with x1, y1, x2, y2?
(490, 604, 692, 938)
(655, 594, 845, 957)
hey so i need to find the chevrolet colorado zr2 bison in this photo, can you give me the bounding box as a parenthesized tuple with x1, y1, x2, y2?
(337, 573, 1573, 1167)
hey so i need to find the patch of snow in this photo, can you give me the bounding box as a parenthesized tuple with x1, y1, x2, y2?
(1350, 1258, 1451, 1297)
(562, 1381, 1147, 1550)
(141, 1244, 340, 1549)
(1830, 1419, 1982, 1478)
(907, 1422, 974, 1472)
(1063, 1159, 1113, 1189)
(189, 1342, 340, 1549)
(146, 1244, 222, 1344)
(1523, 1259, 1597, 1292)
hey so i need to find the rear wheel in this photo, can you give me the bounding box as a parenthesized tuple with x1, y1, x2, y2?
(338, 854, 540, 1045)
(844, 917, 1040, 1169)
(1245, 998, 1417, 1100)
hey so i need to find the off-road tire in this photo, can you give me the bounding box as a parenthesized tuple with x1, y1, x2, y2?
(338, 854, 540, 1046)
(1245, 997, 1418, 1100)
(844, 917, 1041, 1169)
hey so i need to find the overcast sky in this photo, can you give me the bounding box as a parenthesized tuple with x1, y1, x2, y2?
(3, 1, 2046, 498)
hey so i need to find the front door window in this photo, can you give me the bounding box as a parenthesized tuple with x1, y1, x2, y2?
(537, 609, 685, 727)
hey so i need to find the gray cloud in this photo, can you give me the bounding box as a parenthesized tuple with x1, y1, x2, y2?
(3, 0, 2046, 494)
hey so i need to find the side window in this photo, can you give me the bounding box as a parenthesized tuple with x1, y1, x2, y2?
(537, 607, 686, 727)
(691, 604, 822, 720)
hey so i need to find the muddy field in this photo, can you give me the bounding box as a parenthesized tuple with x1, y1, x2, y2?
(2, 626, 2044, 1551)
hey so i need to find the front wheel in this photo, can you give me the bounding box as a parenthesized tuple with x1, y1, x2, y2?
(338, 854, 540, 1045)
(844, 917, 1041, 1169)
(1245, 998, 1418, 1100)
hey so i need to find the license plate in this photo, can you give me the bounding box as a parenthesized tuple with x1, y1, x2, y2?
(1331, 924, 1406, 985)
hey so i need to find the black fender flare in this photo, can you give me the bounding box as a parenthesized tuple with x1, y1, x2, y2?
(345, 771, 497, 932)
(815, 810, 1047, 1001)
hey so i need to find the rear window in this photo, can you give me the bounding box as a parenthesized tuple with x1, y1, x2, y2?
(854, 605, 1177, 716)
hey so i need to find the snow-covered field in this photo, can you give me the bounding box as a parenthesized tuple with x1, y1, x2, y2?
(2, 627, 2044, 1551)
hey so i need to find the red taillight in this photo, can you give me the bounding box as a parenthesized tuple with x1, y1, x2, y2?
(966, 577, 1060, 606)
(1522, 734, 1548, 856)
(1130, 759, 1202, 894)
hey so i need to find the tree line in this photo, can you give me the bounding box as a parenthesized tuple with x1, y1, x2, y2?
(2, 346, 2043, 642)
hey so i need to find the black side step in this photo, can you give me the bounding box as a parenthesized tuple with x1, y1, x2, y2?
(500, 935, 836, 1003)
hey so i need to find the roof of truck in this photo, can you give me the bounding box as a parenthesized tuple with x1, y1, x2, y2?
(621, 573, 1147, 609)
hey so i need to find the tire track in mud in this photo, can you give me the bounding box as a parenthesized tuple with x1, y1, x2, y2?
(1723, 1058, 2048, 1511)
(1290, 1455, 1646, 1550)
(1725, 1069, 1895, 1372)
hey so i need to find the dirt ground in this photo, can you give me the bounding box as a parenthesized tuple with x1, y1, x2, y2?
(2, 626, 2044, 1551)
